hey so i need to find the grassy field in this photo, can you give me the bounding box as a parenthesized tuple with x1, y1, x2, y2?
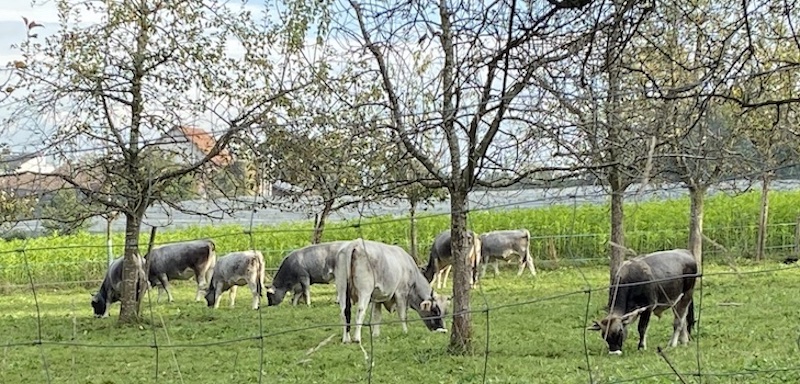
(3, 189, 800, 285)
(2, 261, 799, 383)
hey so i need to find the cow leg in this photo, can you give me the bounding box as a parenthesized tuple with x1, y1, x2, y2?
(637, 310, 652, 350)
(370, 302, 382, 337)
(394, 297, 409, 334)
(439, 265, 452, 289)
(249, 280, 261, 310)
(228, 285, 238, 308)
(524, 250, 536, 276)
(353, 296, 371, 344)
(157, 286, 165, 303)
(339, 290, 351, 343)
(212, 286, 223, 309)
(194, 269, 207, 302)
(299, 277, 311, 307)
(671, 295, 693, 346)
(157, 274, 174, 303)
(493, 260, 500, 276)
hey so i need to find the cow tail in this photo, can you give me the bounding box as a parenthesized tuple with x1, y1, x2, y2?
(257, 252, 265, 298)
(344, 246, 357, 333)
(687, 298, 696, 335)
(522, 229, 531, 266)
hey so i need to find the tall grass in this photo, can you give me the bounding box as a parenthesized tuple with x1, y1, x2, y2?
(1, 189, 799, 285)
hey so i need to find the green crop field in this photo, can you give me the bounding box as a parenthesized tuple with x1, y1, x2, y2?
(2, 189, 800, 286)
(1, 261, 799, 383)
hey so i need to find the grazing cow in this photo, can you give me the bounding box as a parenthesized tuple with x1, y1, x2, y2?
(266, 241, 350, 307)
(147, 239, 216, 303)
(204, 250, 266, 310)
(91, 254, 148, 318)
(422, 230, 482, 289)
(335, 238, 450, 344)
(588, 249, 698, 355)
(479, 229, 537, 277)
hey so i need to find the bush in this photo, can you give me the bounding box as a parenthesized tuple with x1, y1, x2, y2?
(1, 189, 799, 285)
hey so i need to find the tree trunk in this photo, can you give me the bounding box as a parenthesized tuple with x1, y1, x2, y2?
(608, 174, 626, 293)
(688, 185, 706, 271)
(409, 198, 419, 263)
(118, 212, 143, 324)
(447, 189, 472, 355)
(756, 173, 772, 261)
(311, 200, 334, 244)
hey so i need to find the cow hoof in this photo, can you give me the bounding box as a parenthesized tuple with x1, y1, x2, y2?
(608, 350, 623, 356)
(434, 328, 448, 333)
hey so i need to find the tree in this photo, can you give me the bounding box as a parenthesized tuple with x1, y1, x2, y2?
(344, 0, 603, 354)
(260, 120, 393, 243)
(7, 0, 325, 323)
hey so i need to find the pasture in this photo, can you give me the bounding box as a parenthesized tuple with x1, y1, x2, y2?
(2, 261, 799, 383)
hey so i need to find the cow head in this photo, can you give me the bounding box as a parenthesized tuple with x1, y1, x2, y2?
(204, 281, 218, 307)
(419, 291, 450, 333)
(265, 286, 287, 306)
(588, 307, 648, 355)
(90, 293, 107, 318)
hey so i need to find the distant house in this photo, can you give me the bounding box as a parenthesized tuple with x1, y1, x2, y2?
(156, 126, 233, 167)
(0, 151, 56, 175)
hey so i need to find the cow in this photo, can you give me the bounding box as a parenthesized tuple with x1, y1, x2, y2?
(588, 249, 698, 355)
(204, 250, 266, 310)
(266, 241, 350, 307)
(335, 238, 450, 344)
(478, 229, 537, 278)
(146, 239, 217, 303)
(422, 229, 482, 289)
(91, 254, 148, 318)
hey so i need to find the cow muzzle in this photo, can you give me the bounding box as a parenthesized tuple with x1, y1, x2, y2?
(434, 328, 448, 333)
(608, 350, 623, 356)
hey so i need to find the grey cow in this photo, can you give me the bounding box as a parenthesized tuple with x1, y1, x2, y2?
(91, 254, 148, 318)
(335, 238, 450, 344)
(588, 249, 698, 355)
(479, 229, 537, 277)
(422, 230, 482, 289)
(266, 241, 349, 307)
(204, 250, 266, 310)
(147, 239, 217, 303)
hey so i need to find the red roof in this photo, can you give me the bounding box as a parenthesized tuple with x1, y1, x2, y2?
(175, 126, 233, 167)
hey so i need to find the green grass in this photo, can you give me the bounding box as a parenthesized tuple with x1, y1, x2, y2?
(2, 262, 799, 383)
(3, 189, 800, 285)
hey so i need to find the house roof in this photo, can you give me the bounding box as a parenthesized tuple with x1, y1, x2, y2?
(173, 126, 233, 167)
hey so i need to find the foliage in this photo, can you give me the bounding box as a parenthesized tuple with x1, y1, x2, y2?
(39, 189, 94, 236)
(1, 263, 799, 383)
(0, 190, 37, 232)
(3, 189, 800, 285)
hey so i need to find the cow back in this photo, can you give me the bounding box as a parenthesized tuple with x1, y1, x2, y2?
(148, 239, 215, 277)
(610, 249, 697, 315)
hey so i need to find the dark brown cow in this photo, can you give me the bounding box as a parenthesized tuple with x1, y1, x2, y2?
(588, 249, 698, 355)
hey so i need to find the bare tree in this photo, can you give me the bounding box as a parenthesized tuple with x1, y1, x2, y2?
(6, 0, 325, 323)
(342, 0, 604, 354)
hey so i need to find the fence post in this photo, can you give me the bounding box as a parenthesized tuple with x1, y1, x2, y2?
(794, 216, 800, 257)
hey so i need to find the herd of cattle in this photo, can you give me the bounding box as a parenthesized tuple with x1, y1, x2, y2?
(90, 228, 699, 355)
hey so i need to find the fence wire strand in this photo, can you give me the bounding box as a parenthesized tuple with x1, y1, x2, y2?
(3, 199, 800, 384)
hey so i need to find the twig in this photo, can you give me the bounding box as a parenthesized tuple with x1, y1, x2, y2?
(657, 346, 689, 384)
(717, 302, 742, 307)
(305, 334, 335, 356)
(702, 233, 739, 274)
(608, 241, 638, 257)
(158, 314, 185, 384)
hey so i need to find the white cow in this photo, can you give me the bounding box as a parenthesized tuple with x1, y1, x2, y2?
(335, 239, 450, 344)
(204, 250, 265, 310)
(479, 229, 536, 277)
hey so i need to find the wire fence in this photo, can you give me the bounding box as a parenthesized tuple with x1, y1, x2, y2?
(2, 196, 800, 383)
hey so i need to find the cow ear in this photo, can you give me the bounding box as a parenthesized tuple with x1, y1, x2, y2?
(587, 321, 602, 331)
(420, 300, 432, 311)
